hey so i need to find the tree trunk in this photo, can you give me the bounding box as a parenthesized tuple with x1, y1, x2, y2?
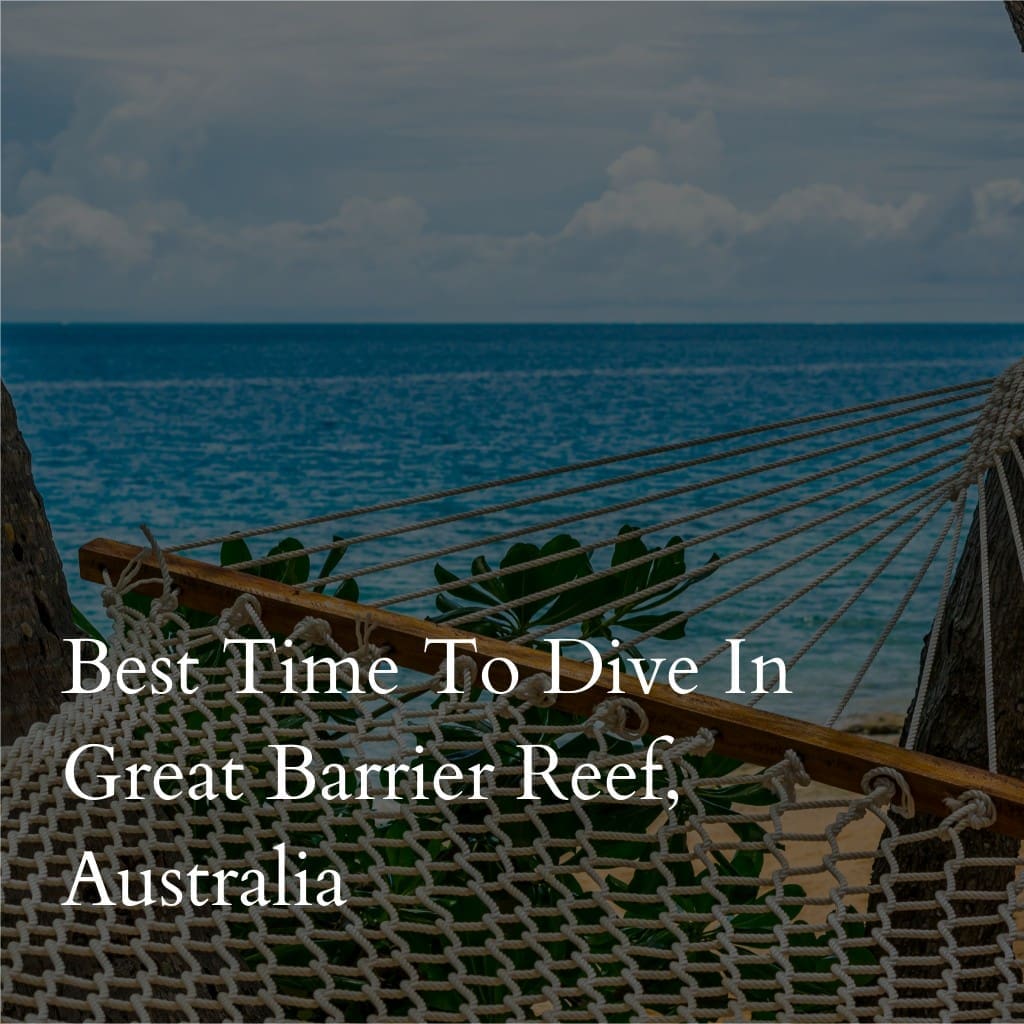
(1006, 1, 1024, 51)
(902, 440, 1024, 785)
(1, 381, 78, 745)
(871, 438, 1024, 1006)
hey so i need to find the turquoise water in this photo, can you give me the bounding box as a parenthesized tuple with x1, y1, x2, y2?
(4, 323, 1021, 722)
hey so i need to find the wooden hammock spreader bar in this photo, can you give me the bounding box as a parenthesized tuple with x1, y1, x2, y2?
(80, 537, 1024, 839)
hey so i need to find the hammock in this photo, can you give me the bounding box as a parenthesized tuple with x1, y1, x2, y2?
(3, 359, 1023, 1022)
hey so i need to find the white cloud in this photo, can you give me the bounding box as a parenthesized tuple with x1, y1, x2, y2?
(561, 178, 931, 248)
(970, 179, 1024, 237)
(4, 194, 152, 266)
(2, 4, 1021, 319)
(563, 181, 748, 244)
(5, 172, 1018, 321)
(331, 197, 428, 240)
(607, 146, 664, 188)
(651, 110, 723, 180)
(759, 185, 929, 239)
(604, 109, 723, 190)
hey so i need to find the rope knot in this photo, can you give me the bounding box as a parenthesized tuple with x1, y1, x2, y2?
(684, 728, 716, 758)
(222, 594, 262, 630)
(584, 698, 648, 741)
(943, 789, 996, 831)
(768, 749, 811, 801)
(862, 766, 915, 818)
(354, 619, 386, 658)
(518, 673, 556, 708)
(150, 591, 180, 618)
(291, 617, 333, 647)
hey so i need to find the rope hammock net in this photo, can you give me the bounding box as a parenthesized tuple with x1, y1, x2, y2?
(3, 359, 1023, 1021)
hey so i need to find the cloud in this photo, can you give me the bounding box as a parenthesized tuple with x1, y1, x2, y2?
(2, 3, 1021, 319)
(562, 177, 930, 247)
(605, 110, 722, 188)
(331, 197, 428, 241)
(4, 174, 1019, 321)
(3, 194, 152, 266)
(651, 110, 723, 180)
(759, 186, 929, 239)
(563, 181, 748, 244)
(607, 146, 664, 189)
(970, 179, 1024, 237)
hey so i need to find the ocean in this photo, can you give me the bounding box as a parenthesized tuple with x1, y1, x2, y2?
(4, 323, 1021, 723)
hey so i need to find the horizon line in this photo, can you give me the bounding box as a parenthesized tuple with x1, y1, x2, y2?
(5, 319, 1023, 328)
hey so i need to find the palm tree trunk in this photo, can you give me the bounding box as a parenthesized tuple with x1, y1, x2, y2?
(1006, 1, 1024, 51)
(1, 382, 78, 745)
(870, 439, 1024, 1005)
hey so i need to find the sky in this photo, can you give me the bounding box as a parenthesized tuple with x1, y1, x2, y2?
(2, 2, 1022, 322)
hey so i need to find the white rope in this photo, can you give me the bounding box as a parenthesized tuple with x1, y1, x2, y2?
(618, 481, 953, 661)
(994, 457, 1024, 586)
(235, 400, 980, 579)
(904, 488, 968, 751)
(6, 370, 1024, 1023)
(507, 456, 961, 643)
(823, 497, 958, 727)
(148, 368, 1018, 759)
(365, 418, 971, 609)
(977, 473, 998, 774)
(1012, 436, 1024, 490)
(644, 488, 942, 684)
(168, 378, 990, 555)
(731, 492, 950, 707)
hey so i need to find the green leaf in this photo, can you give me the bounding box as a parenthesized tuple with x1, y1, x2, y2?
(496, 535, 592, 629)
(433, 560, 500, 607)
(609, 525, 651, 597)
(648, 537, 687, 587)
(220, 536, 253, 568)
(259, 538, 310, 586)
(429, 522, 718, 667)
(312, 536, 348, 594)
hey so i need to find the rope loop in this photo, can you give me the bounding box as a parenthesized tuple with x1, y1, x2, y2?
(222, 594, 262, 631)
(353, 619, 380, 655)
(584, 698, 648, 741)
(685, 727, 717, 758)
(139, 524, 178, 604)
(291, 617, 333, 647)
(862, 765, 915, 818)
